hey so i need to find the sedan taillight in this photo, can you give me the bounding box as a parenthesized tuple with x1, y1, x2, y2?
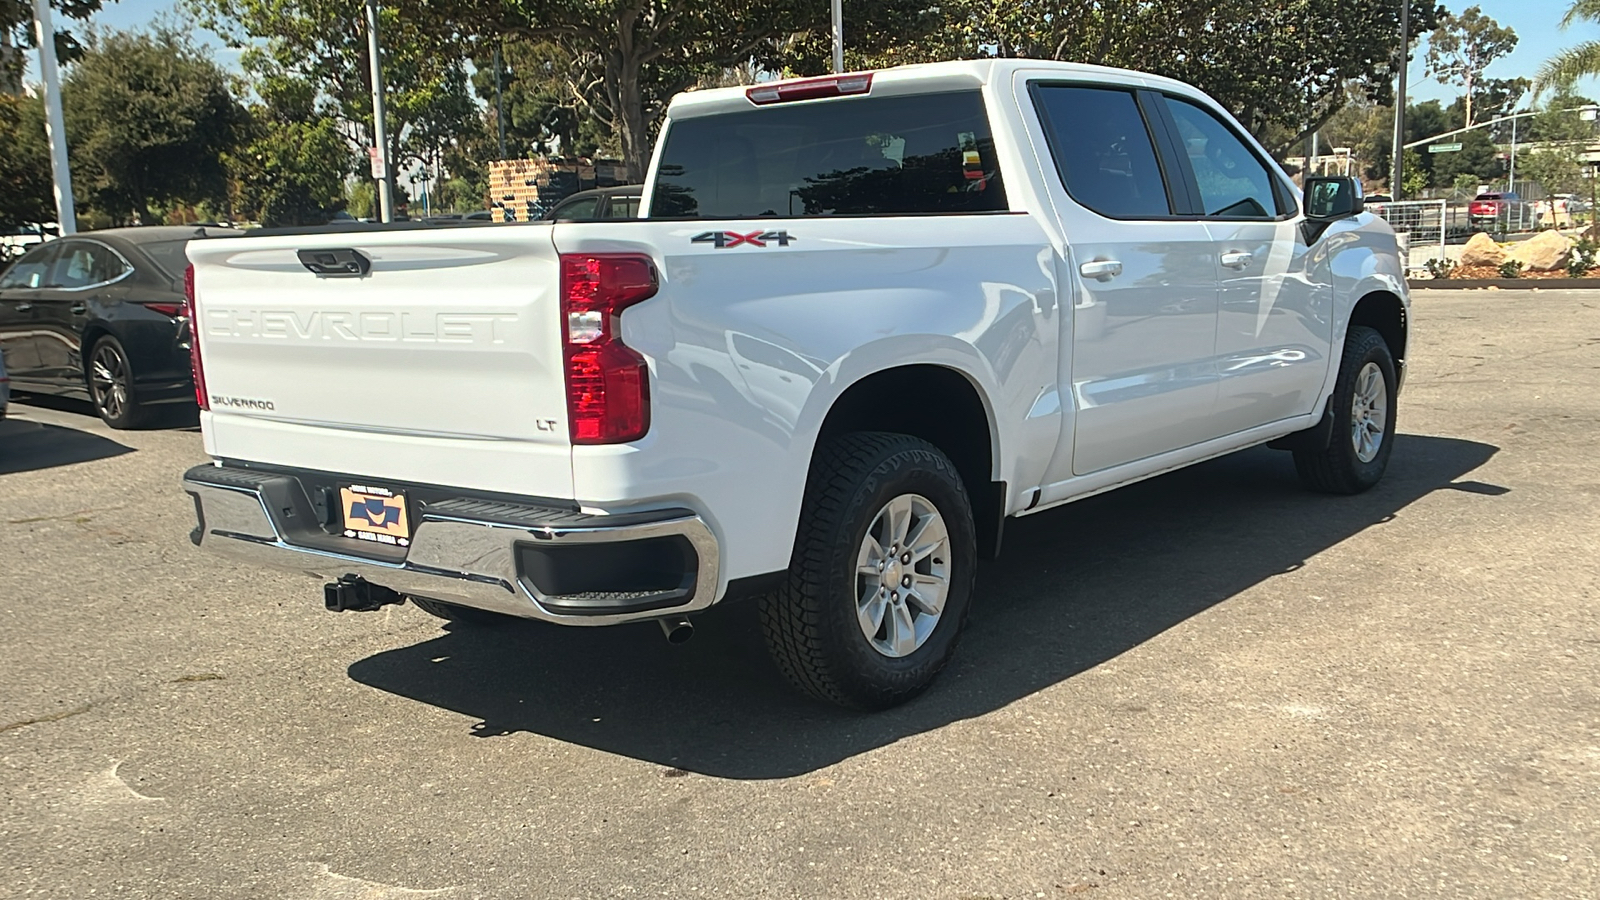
(183, 264, 208, 411)
(559, 254, 658, 444)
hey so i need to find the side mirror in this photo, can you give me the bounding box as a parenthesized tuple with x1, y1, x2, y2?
(1304, 176, 1364, 220)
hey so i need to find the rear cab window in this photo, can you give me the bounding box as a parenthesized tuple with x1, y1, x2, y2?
(650, 91, 1007, 218)
(1031, 85, 1174, 219)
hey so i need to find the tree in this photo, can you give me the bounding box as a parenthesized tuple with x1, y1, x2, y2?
(0, 93, 52, 227)
(2, 0, 105, 84)
(1516, 88, 1595, 197)
(410, 0, 931, 179)
(866, 0, 1442, 156)
(1321, 96, 1395, 183)
(190, 0, 478, 207)
(228, 79, 352, 227)
(1426, 5, 1517, 127)
(1536, 0, 1600, 93)
(469, 39, 616, 160)
(61, 28, 245, 224)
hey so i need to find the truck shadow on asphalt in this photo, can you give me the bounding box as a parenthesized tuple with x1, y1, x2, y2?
(348, 435, 1500, 779)
(0, 415, 134, 475)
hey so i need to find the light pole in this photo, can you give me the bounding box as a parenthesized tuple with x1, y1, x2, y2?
(1391, 0, 1410, 199)
(831, 0, 843, 73)
(364, 0, 393, 223)
(31, 0, 76, 235)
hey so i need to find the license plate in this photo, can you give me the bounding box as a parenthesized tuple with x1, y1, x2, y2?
(339, 485, 411, 547)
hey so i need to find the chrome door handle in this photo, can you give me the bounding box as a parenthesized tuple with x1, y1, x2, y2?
(1079, 259, 1123, 280)
(1220, 251, 1253, 270)
(13, 302, 31, 312)
(71, 303, 88, 315)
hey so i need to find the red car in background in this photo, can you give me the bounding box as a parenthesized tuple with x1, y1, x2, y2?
(1469, 192, 1533, 231)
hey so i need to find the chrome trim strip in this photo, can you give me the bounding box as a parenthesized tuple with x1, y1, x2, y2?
(183, 473, 721, 626)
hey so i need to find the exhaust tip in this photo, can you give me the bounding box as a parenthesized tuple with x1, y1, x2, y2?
(658, 615, 695, 644)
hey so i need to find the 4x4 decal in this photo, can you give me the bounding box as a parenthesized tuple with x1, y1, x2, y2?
(691, 230, 796, 249)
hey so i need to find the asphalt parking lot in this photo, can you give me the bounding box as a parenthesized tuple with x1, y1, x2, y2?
(1, 289, 1597, 899)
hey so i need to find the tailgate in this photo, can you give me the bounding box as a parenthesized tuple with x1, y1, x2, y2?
(186, 227, 576, 499)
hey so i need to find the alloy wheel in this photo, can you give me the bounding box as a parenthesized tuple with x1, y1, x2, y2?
(854, 493, 951, 658)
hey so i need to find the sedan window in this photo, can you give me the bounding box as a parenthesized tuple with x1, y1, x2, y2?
(46, 242, 128, 289)
(0, 245, 55, 289)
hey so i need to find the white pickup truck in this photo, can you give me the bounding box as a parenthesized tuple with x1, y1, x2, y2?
(183, 59, 1408, 710)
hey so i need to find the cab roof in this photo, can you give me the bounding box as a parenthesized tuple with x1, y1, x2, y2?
(665, 58, 1204, 120)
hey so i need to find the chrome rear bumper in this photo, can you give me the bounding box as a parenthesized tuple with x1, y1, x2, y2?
(182, 464, 720, 626)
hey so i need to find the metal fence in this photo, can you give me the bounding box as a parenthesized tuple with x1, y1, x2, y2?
(1369, 200, 1448, 273)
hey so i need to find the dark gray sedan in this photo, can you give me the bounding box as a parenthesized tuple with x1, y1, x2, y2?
(0, 225, 239, 428)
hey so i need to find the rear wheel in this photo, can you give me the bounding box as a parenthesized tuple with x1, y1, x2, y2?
(760, 432, 977, 710)
(1292, 325, 1397, 494)
(87, 336, 155, 429)
(408, 596, 516, 627)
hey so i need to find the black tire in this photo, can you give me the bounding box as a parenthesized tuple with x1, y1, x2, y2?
(760, 432, 977, 711)
(86, 335, 155, 429)
(408, 595, 516, 627)
(1293, 325, 1397, 494)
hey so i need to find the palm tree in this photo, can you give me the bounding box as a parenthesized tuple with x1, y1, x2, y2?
(1536, 0, 1600, 91)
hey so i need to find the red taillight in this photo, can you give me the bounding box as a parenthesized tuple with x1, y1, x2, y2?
(144, 302, 182, 318)
(746, 72, 873, 105)
(1471, 202, 1495, 214)
(183, 264, 208, 411)
(559, 253, 658, 444)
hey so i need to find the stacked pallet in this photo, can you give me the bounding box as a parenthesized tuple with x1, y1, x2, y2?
(486, 158, 632, 222)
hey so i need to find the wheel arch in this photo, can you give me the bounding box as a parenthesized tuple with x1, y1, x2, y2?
(1348, 290, 1407, 378)
(813, 363, 1006, 558)
(78, 322, 117, 388)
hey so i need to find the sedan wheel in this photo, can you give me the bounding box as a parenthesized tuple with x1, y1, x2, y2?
(87, 336, 153, 429)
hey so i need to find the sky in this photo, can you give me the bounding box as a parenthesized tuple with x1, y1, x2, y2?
(20, 0, 1600, 105)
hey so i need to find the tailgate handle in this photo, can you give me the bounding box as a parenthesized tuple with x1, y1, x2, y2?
(297, 248, 371, 278)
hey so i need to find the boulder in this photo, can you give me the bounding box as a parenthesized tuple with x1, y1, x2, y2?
(1504, 230, 1573, 272)
(1458, 232, 1506, 268)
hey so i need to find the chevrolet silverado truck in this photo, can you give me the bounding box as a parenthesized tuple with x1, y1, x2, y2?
(182, 60, 1408, 710)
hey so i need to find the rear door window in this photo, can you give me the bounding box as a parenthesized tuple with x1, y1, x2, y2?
(1031, 85, 1172, 219)
(651, 91, 1006, 218)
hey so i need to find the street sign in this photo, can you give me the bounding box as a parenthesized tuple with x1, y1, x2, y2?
(1428, 142, 1463, 153)
(368, 146, 387, 179)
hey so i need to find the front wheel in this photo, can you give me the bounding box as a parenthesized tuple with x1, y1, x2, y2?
(760, 432, 977, 710)
(1293, 325, 1397, 494)
(87, 335, 155, 429)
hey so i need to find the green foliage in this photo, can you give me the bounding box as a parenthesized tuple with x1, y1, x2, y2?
(228, 103, 351, 227)
(858, 0, 1440, 156)
(1423, 257, 1455, 280)
(1401, 148, 1430, 197)
(188, 0, 477, 191)
(412, 0, 950, 178)
(2, 0, 106, 84)
(1321, 98, 1394, 183)
(1426, 5, 1518, 127)
(1568, 237, 1598, 277)
(1516, 88, 1595, 197)
(345, 180, 374, 220)
(471, 40, 614, 160)
(1498, 259, 1525, 278)
(61, 28, 245, 224)
(0, 93, 53, 228)
(1536, 0, 1600, 93)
